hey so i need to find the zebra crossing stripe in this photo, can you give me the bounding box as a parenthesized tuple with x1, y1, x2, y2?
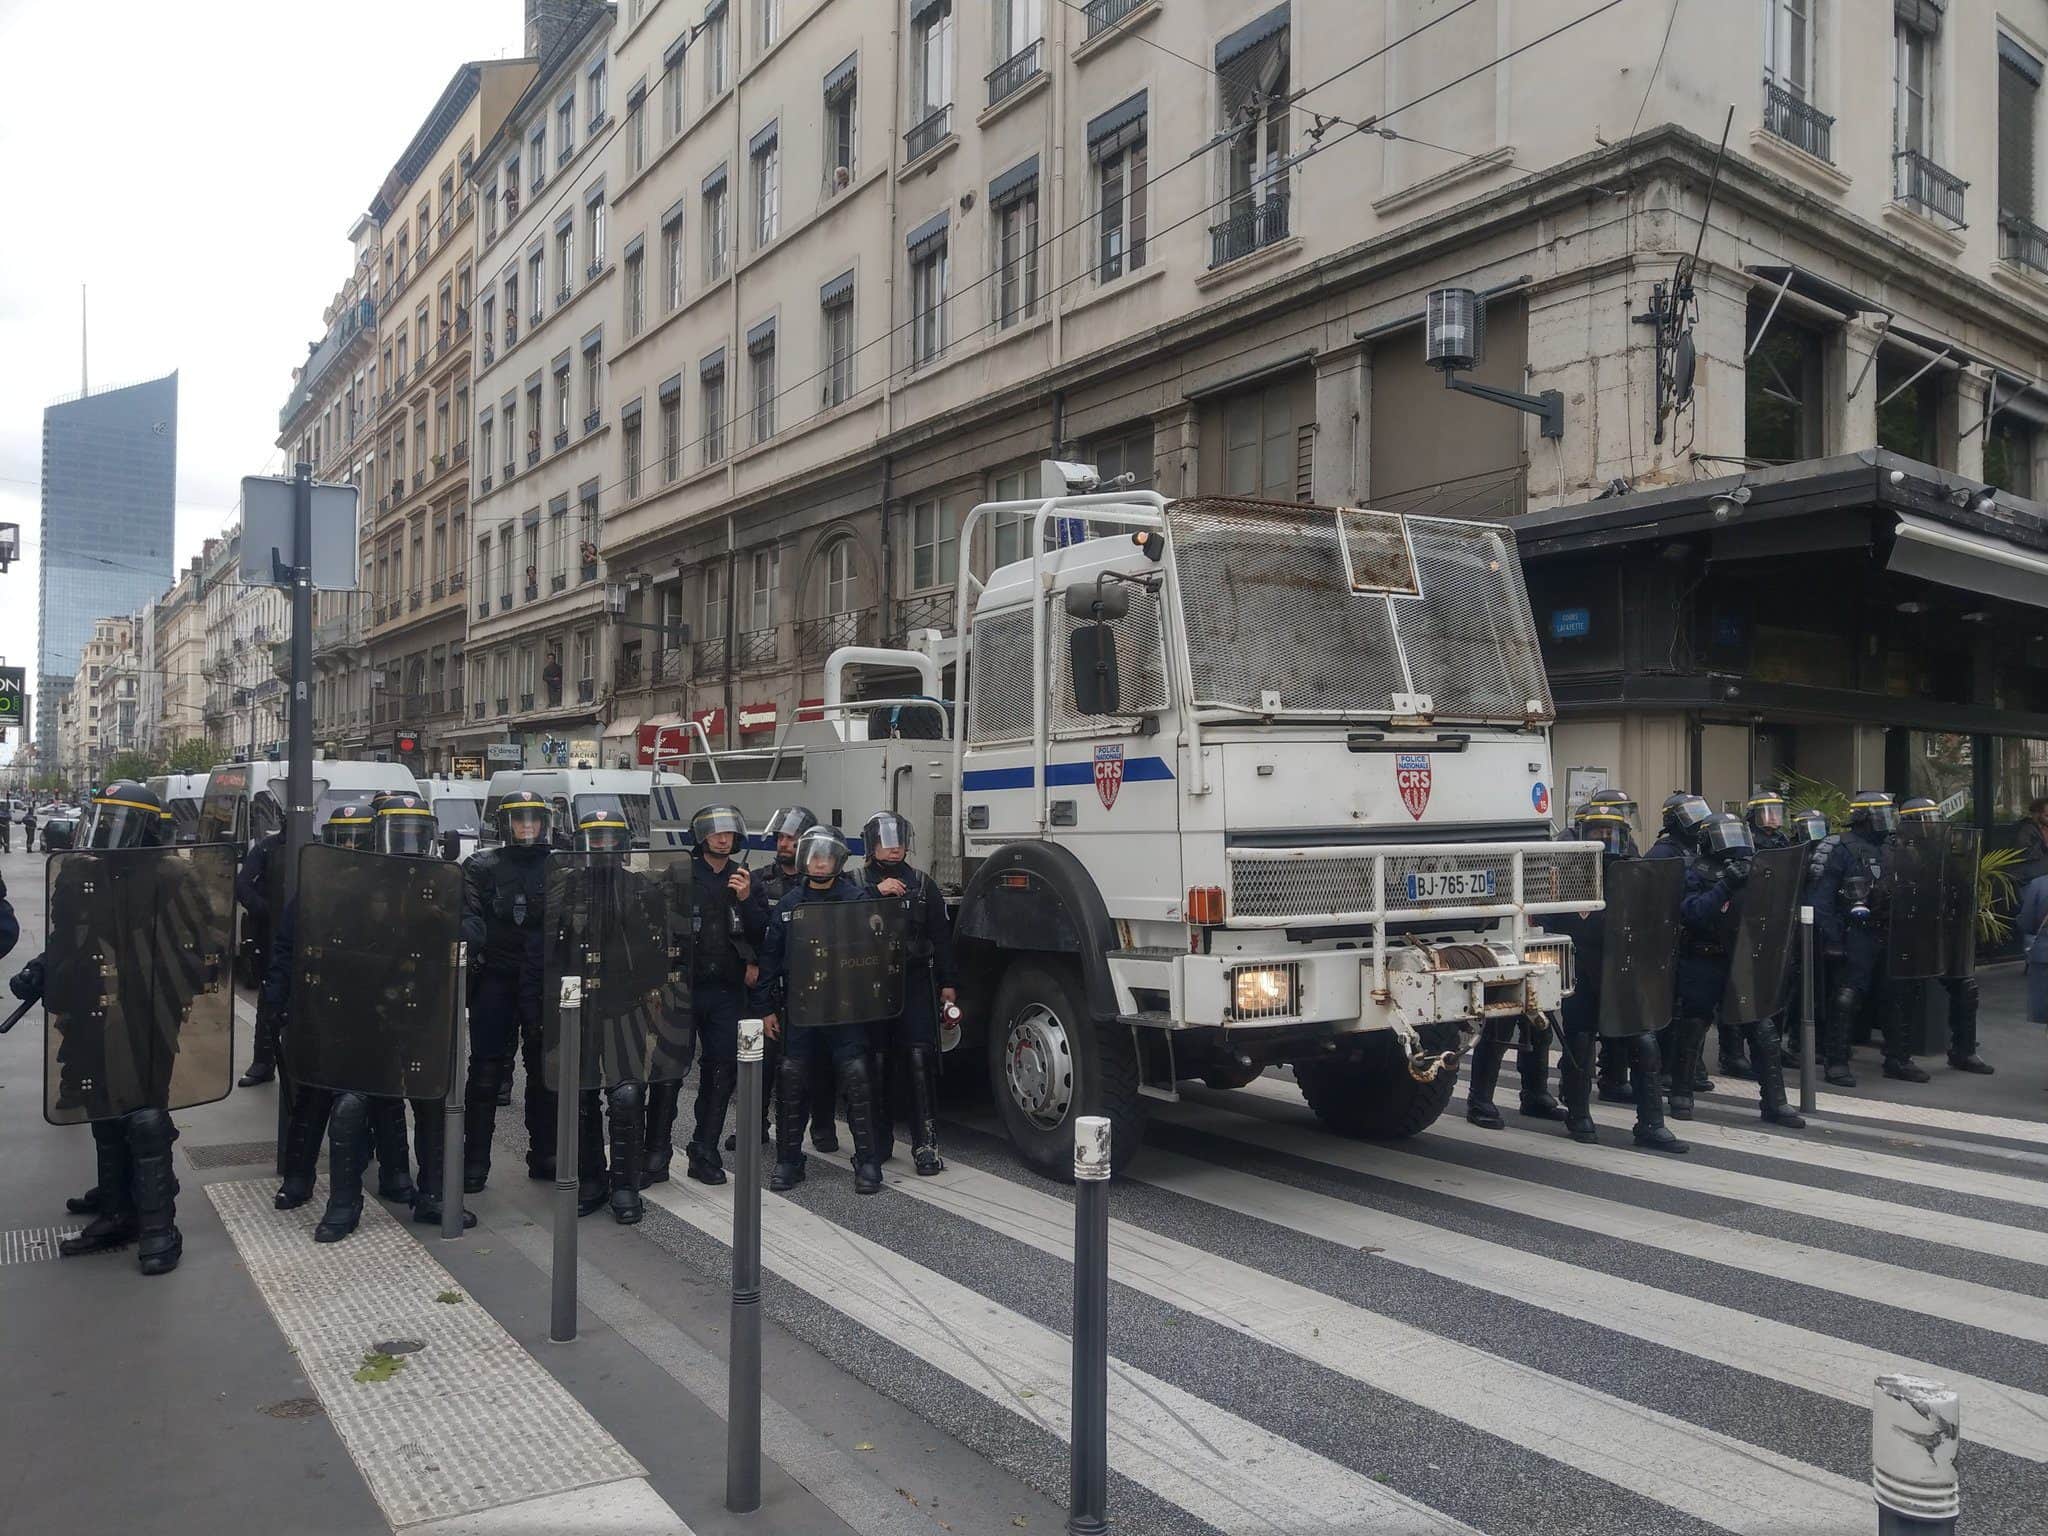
(1238, 1077, 2048, 1269)
(1725, 1088, 2048, 1144)
(642, 1173, 1483, 1535)
(1159, 1097, 2048, 1351)
(875, 1145, 1872, 1532)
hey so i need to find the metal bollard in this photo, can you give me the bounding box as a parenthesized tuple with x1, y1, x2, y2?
(1872, 1375, 1959, 1533)
(441, 941, 469, 1242)
(727, 1017, 765, 1514)
(550, 974, 583, 1344)
(1799, 906, 1818, 1114)
(1069, 1115, 1111, 1536)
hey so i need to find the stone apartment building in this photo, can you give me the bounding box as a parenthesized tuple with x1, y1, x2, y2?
(199, 529, 289, 763)
(147, 556, 208, 757)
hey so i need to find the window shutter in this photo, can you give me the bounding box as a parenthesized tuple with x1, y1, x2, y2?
(1294, 424, 1315, 502)
(2001, 54, 2038, 220)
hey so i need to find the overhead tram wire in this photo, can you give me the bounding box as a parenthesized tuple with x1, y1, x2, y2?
(1047, 0, 1216, 79)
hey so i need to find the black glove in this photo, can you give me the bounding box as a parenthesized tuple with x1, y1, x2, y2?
(10, 957, 45, 1003)
(1719, 859, 1752, 890)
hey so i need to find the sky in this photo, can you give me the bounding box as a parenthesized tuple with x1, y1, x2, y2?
(0, 0, 528, 764)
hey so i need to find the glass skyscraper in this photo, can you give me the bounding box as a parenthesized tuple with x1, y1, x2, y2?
(37, 373, 178, 759)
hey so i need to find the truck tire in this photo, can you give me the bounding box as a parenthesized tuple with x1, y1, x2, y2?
(987, 958, 1144, 1181)
(1296, 1032, 1456, 1140)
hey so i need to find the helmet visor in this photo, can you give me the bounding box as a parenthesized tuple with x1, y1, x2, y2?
(1672, 796, 1713, 833)
(765, 806, 818, 842)
(577, 817, 631, 853)
(862, 812, 915, 861)
(1745, 797, 1785, 832)
(376, 808, 439, 855)
(1574, 811, 1634, 856)
(797, 826, 849, 880)
(1699, 817, 1756, 862)
(324, 812, 374, 850)
(691, 805, 747, 853)
(502, 804, 549, 845)
(88, 796, 162, 849)
(1791, 810, 1830, 843)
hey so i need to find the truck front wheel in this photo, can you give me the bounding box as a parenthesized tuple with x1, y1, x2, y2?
(1295, 1030, 1456, 1140)
(987, 959, 1144, 1181)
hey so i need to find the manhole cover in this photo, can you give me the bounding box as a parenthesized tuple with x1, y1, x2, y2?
(261, 1398, 325, 1420)
(371, 1338, 427, 1357)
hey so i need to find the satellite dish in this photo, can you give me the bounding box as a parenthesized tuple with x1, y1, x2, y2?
(1672, 329, 1697, 410)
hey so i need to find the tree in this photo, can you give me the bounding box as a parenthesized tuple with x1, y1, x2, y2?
(166, 736, 216, 774)
(102, 750, 162, 784)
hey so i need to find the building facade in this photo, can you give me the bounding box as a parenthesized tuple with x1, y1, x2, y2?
(146, 556, 208, 756)
(36, 373, 177, 759)
(199, 529, 288, 763)
(459, 0, 616, 773)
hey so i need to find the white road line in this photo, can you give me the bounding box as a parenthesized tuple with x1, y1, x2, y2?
(208, 1178, 660, 1532)
(1442, 1088, 2048, 1212)
(1708, 1086, 2048, 1144)
(1238, 1076, 2048, 1268)
(1159, 1098, 2048, 1335)
(1121, 1138, 2048, 1464)
(645, 1174, 1481, 1535)
(877, 1149, 1871, 1533)
(409, 1480, 690, 1534)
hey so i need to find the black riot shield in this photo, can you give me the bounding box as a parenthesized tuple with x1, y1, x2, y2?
(786, 897, 912, 1029)
(1719, 845, 1806, 1024)
(42, 844, 237, 1125)
(196, 762, 250, 847)
(1941, 823, 1981, 979)
(1596, 857, 1683, 1040)
(285, 844, 463, 1099)
(1886, 822, 1950, 980)
(542, 853, 693, 1090)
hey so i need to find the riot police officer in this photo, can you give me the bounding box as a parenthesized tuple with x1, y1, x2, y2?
(1714, 792, 1793, 1080)
(574, 807, 652, 1223)
(1598, 791, 1711, 1102)
(858, 811, 957, 1175)
(756, 826, 885, 1194)
(1548, 791, 1687, 1152)
(234, 824, 285, 1085)
(739, 805, 835, 1154)
(675, 804, 769, 1185)
(1900, 796, 1994, 1075)
(1670, 813, 1759, 1121)
(461, 791, 568, 1193)
(1807, 790, 1926, 1086)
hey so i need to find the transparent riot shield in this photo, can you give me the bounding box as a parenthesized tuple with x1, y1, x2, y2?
(1886, 823, 1950, 980)
(1596, 857, 1683, 1040)
(542, 852, 692, 1090)
(786, 897, 912, 1028)
(1720, 845, 1806, 1024)
(43, 844, 237, 1124)
(285, 844, 464, 1099)
(1941, 823, 1981, 979)
(196, 762, 250, 847)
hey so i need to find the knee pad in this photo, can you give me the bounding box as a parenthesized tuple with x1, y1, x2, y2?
(329, 1092, 369, 1140)
(125, 1106, 174, 1154)
(608, 1080, 646, 1117)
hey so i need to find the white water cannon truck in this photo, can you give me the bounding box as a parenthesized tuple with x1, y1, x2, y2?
(652, 492, 1601, 1179)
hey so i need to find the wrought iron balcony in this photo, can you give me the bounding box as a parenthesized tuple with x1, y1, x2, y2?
(529, 308, 543, 327)
(583, 409, 601, 433)
(2002, 212, 2048, 274)
(904, 104, 952, 163)
(453, 439, 468, 464)
(496, 696, 510, 714)
(556, 286, 572, 306)
(1209, 192, 1291, 268)
(499, 592, 513, 611)
(1761, 76, 1833, 163)
(504, 320, 519, 346)
(527, 447, 541, 467)
(525, 580, 540, 602)
(892, 588, 956, 641)
(456, 307, 471, 337)
(482, 344, 496, 367)
(796, 609, 872, 660)
(1083, 0, 1144, 35)
(479, 599, 491, 619)
(409, 590, 424, 611)
(552, 572, 567, 593)
(576, 677, 594, 703)
(691, 636, 729, 675)
(520, 691, 536, 711)
(734, 627, 779, 667)
(987, 40, 1044, 107)
(554, 429, 570, 451)
(450, 569, 465, 592)
(431, 579, 445, 600)
(587, 259, 604, 281)
(434, 452, 448, 474)
(475, 699, 488, 720)
(1891, 149, 1965, 226)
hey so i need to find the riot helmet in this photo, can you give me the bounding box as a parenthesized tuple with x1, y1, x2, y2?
(1571, 788, 1638, 858)
(1789, 807, 1830, 845)
(1899, 796, 1941, 821)
(86, 780, 165, 849)
(691, 804, 747, 861)
(861, 811, 916, 869)
(373, 792, 438, 856)
(764, 805, 818, 865)
(575, 807, 631, 854)
(1847, 790, 1899, 839)
(1743, 790, 1786, 836)
(495, 790, 551, 848)
(796, 825, 850, 886)
(1660, 792, 1713, 845)
(1695, 812, 1755, 866)
(323, 803, 374, 851)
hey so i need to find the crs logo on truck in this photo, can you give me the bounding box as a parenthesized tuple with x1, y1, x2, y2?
(1094, 743, 1125, 810)
(1395, 753, 1432, 820)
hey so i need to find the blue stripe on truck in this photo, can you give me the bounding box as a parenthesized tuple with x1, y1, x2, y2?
(962, 756, 1174, 792)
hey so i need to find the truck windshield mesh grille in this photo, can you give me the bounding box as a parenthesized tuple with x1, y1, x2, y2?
(1228, 843, 1600, 920)
(968, 610, 1035, 744)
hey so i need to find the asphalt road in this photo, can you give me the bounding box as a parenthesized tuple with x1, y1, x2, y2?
(1, 840, 2043, 1535)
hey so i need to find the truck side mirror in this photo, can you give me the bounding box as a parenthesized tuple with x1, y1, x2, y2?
(1064, 580, 1129, 621)
(1069, 625, 1121, 715)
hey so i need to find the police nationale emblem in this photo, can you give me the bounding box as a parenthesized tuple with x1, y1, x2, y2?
(1094, 743, 1125, 811)
(1396, 753, 1432, 820)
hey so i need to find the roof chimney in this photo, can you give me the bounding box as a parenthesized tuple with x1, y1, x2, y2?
(525, 0, 581, 60)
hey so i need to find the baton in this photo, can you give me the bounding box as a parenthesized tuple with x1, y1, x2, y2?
(0, 995, 33, 1034)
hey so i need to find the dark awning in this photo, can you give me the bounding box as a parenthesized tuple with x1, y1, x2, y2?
(1744, 264, 1886, 317)
(749, 120, 778, 157)
(906, 209, 948, 261)
(1087, 91, 1147, 152)
(700, 347, 725, 378)
(2001, 33, 2042, 85)
(1216, 3, 1289, 69)
(661, 196, 686, 228)
(746, 317, 776, 352)
(819, 269, 855, 308)
(823, 52, 857, 100)
(989, 155, 1039, 208)
(1886, 323, 1979, 370)
(702, 163, 727, 195)
(1888, 513, 2048, 611)
(659, 373, 683, 401)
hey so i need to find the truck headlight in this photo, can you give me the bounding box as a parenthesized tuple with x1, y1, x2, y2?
(1522, 939, 1575, 995)
(1229, 964, 1298, 1020)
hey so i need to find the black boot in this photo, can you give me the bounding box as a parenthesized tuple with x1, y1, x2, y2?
(524, 1055, 559, 1181)
(127, 1109, 183, 1275)
(463, 1056, 505, 1193)
(66, 1186, 103, 1216)
(1943, 978, 1992, 1072)
(770, 1057, 808, 1192)
(61, 1122, 136, 1256)
(275, 1087, 333, 1209)
(842, 1054, 884, 1194)
(577, 1090, 608, 1216)
(1517, 1027, 1567, 1120)
(641, 1080, 683, 1187)
(686, 1062, 737, 1185)
(1880, 982, 1931, 1082)
(1557, 1027, 1598, 1143)
(1595, 1037, 1631, 1104)
(1628, 1035, 1688, 1154)
(1465, 1027, 1508, 1130)
(607, 1081, 646, 1223)
(1823, 984, 1858, 1086)
(1746, 1020, 1806, 1128)
(370, 1097, 416, 1202)
(1716, 1019, 1752, 1080)
(1665, 1019, 1705, 1119)
(239, 1001, 279, 1086)
(807, 1051, 839, 1152)
(1690, 1026, 1714, 1093)
(908, 1044, 945, 1175)
(408, 1099, 477, 1228)
(316, 1093, 369, 1243)
(868, 1052, 896, 1164)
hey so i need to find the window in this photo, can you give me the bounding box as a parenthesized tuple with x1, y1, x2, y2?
(704, 562, 729, 647)
(578, 486, 599, 573)
(582, 338, 602, 422)
(912, 0, 954, 118)
(504, 275, 519, 338)
(702, 355, 727, 463)
(662, 214, 685, 310)
(705, 1, 730, 99)
(501, 397, 517, 471)
(746, 546, 779, 632)
(625, 246, 646, 336)
(498, 523, 515, 602)
(1876, 350, 1942, 465)
(824, 538, 857, 615)
(1216, 10, 1291, 264)
(1085, 424, 1154, 492)
(588, 61, 607, 125)
(661, 386, 682, 481)
(910, 498, 955, 590)
(1987, 415, 2038, 498)
(547, 500, 568, 588)
(1762, 0, 1812, 100)
(908, 217, 948, 365)
(628, 89, 646, 175)
(624, 412, 643, 496)
(556, 222, 575, 298)
(823, 56, 857, 192)
(526, 378, 543, 455)
(703, 169, 730, 280)
(1894, 7, 1933, 158)
(485, 178, 499, 241)
(751, 122, 780, 248)
(554, 361, 571, 443)
(1092, 95, 1148, 281)
(663, 43, 685, 137)
(1744, 300, 1823, 462)
(479, 414, 495, 479)
(821, 276, 855, 406)
(528, 249, 545, 319)
(2001, 37, 2041, 231)
(556, 94, 576, 162)
(1219, 379, 1312, 500)
(759, 0, 780, 51)
(990, 469, 1034, 566)
(749, 324, 777, 442)
(529, 125, 546, 190)
(585, 198, 605, 272)
(991, 161, 1039, 326)
(482, 294, 496, 354)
